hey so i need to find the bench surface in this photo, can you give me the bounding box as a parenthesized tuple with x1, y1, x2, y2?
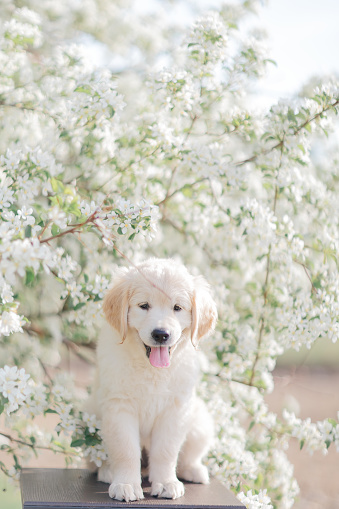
(20, 468, 244, 509)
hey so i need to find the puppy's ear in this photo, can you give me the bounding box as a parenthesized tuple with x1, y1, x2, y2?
(191, 276, 217, 346)
(102, 276, 129, 342)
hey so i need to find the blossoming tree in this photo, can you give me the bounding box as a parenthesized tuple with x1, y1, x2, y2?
(0, 1, 338, 508)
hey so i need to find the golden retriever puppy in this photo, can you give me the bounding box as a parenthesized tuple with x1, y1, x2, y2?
(86, 258, 217, 502)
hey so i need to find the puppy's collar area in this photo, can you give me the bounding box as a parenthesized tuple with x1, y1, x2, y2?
(144, 344, 172, 368)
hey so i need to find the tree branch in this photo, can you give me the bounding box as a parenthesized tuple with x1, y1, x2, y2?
(0, 432, 78, 457)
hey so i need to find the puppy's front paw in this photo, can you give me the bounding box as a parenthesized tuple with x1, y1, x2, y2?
(151, 480, 185, 499)
(178, 464, 209, 484)
(108, 482, 144, 502)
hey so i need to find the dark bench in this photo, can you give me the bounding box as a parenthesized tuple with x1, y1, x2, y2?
(20, 469, 244, 509)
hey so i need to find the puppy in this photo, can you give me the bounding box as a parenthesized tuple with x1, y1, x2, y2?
(86, 258, 217, 502)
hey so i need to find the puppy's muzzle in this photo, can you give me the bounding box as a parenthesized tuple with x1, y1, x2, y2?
(151, 328, 171, 344)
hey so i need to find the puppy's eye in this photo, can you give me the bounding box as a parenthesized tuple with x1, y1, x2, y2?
(139, 303, 150, 310)
(174, 304, 182, 311)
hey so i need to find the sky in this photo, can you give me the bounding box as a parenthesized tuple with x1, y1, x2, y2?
(250, 0, 339, 104)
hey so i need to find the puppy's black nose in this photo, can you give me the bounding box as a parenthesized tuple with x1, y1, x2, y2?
(151, 329, 171, 343)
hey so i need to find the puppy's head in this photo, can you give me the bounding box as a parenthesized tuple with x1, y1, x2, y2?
(103, 259, 217, 368)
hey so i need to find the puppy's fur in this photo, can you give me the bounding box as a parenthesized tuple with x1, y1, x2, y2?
(86, 258, 217, 502)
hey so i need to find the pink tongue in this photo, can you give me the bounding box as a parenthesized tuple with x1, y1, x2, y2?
(149, 346, 170, 368)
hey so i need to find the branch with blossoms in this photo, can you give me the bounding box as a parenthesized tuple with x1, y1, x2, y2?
(0, 366, 107, 478)
(0, 431, 79, 459)
(0, 190, 158, 340)
(8, 340, 336, 495)
(39, 214, 98, 245)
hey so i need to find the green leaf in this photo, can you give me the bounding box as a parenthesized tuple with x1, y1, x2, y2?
(73, 302, 86, 311)
(300, 439, 305, 450)
(107, 105, 115, 118)
(13, 454, 21, 470)
(50, 178, 65, 193)
(255, 472, 263, 487)
(266, 58, 277, 67)
(52, 440, 64, 448)
(85, 435, 101, 446)
(71, 438, 86, 448)
(50, 178, 59, 192)
(25, 225, 32, 238)
(25, 267, 35, 286)
(74, 85, 92, 95)
(0, 396, 6, 415)
(51, 224, 60, 236)
(64, 186, 75, 196)
(182, 187, 193, 198)
(67, 201, 81, 218)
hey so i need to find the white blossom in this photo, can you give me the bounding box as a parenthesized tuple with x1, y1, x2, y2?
(83, 443, 108, 467)
(82, 412, 101, 434)
(48, 207, 68, 230)
(237, 489, 273, 509)
(0, 365, 31, 414)
(0, 311, 25, 337)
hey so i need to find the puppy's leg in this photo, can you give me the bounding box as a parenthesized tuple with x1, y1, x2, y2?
(148, 407, 186, 500)
(177, 398, 213, 484)
(101, 401, 144, 502)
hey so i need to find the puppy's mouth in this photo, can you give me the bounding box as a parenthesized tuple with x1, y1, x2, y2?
(144, 344, 172, 369)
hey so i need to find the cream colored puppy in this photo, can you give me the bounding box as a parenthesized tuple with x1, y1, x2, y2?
(86, 258, 217, 502)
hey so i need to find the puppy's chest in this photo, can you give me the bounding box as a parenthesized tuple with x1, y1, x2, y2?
(138, 392, 170, 424)
(137, 386, 189, 442)
(132, 373, 189, 410)
(131, 372, 193, 433)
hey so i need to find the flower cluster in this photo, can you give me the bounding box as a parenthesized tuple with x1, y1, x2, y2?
(185, 11, 229, 74)
(276, 279, 339, 351)
(4, 7, 43, 49)
(284, 410, 339, 455)
(237, 490, 273, 509)
(318, 415, 339, 452)
(0, 365, 31, 415)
